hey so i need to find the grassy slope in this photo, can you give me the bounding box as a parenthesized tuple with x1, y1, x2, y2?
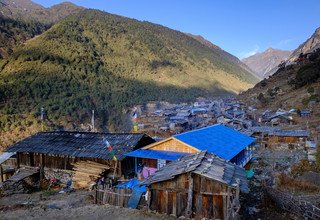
(0, 9, 258, 150)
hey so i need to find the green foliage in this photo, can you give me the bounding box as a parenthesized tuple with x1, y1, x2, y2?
(0, 16, 50, 58)
(0, 9, 257, 143)
(294, 61, 320, 88)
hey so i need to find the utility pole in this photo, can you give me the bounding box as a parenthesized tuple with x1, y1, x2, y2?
(91, 110, 95, 132)
(40, 107, 45, 131)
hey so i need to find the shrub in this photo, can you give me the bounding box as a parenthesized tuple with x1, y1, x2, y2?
(257, 93, 267, 105)
(291, 159, 320, 177)
(307, 87, 314, 94)
(278, 173, 320, 193)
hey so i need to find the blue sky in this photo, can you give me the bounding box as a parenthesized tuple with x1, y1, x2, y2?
(34, 0, 320, 59)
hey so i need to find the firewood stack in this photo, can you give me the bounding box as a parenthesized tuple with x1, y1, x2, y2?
(72, 161, 110, 189)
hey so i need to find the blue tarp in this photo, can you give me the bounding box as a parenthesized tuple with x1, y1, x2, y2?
(115, 178, 146, 192)
(125, 149, 189, 161)
(174, 124, 256, 161)
(127, 189, 143, 209)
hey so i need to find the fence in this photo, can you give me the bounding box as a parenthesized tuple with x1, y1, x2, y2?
(95, 188, 147, 208)
(265, 187, 320, 220)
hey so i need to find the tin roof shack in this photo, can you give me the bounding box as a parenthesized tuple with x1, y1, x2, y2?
(0, 152, 16, 182)
(266, 113, 295, 126)
(130, 124, 255, 169)
(140, 151, 249, 219)
(5, 131, 155, 188)
(268, 130, 309, 149)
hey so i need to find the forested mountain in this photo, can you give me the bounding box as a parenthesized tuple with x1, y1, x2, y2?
(242, 48, 291, 78)
(0, 0, 84, 58)
(187, 33, 256, 77)
(0, 9, 258, 149)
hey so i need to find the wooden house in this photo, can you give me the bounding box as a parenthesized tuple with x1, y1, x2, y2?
(250, 126, 309, 148)
(140, 151, 249, 219)
(267, 130, 309, 148)
(127, 124, 256, 173)
(4, 131, 155, 188)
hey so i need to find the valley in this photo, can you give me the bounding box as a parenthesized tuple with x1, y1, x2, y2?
(0, 1, 320, 220)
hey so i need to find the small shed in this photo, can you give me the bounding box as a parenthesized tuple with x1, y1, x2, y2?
(140, 151, 249, 219)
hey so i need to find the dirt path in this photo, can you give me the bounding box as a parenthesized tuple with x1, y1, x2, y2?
(0, 190, 175, 220)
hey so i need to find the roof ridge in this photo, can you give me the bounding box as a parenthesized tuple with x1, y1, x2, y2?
(174, 123, 222, 137)
(38, 131, 145, 135)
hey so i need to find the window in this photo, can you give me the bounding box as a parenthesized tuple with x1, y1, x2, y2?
(157, 159, 166, 169)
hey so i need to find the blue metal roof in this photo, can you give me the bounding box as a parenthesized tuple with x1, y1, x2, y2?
(174, 124, 255, 160)
(126, 149, 189, 161)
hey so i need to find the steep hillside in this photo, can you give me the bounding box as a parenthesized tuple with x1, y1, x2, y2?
(0, 0, 84, 58)
(239, 48, 320, 127)
(0, 9, 258, 150)
(242, 48, 291, 78)
(0, 16, 49, 58)
(187, 33, 257, 77)
(288, 27, 320, 62)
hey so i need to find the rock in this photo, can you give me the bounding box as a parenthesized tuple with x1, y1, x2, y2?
(47, 204, 62, 210)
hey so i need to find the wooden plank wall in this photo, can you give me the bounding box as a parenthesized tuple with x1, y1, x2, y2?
(148, 138, 198, 153)
(149, 173, 233, 219)
(17, 153, 117, 172)
(268, 136, 305, 146)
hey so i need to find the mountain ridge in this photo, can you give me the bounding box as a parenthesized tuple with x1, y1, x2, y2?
(0, 0, 85, 58)
(187, 33, 259, 79)
(0, 0, 84, 23)
(288, 27, 320, 62)
(242, 48, 291, 78)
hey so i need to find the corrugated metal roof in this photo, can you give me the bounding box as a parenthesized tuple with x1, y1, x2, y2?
(126, 149, 189, 161)
(140, 151, 249, 193)
(0, 152, 16, 164)
(250, 126, 309, 137)
(174, 124, 255, 161)
(269, 130, 309, 137)
(250, 126, 277, 133)
(5, 131, 154, 160)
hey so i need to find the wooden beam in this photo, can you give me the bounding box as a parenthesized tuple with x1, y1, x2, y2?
(0, 165, 3, 182)
(134, 157, 137, 174)
(172, 192, 177, 216)
(186, 173, 194, 218)
(39, 154, 44, 180)
(165, 190, 169, 214)
(16, 153, 20, 169)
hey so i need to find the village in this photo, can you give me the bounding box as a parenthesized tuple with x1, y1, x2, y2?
(0, 97, 319, 220)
